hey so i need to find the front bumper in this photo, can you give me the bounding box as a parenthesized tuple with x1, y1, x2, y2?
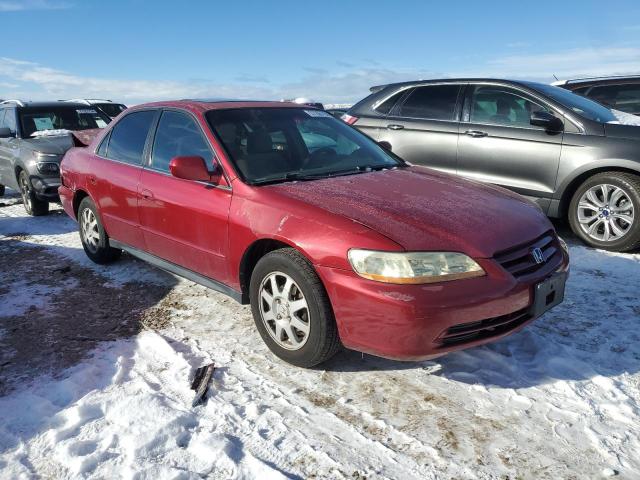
(316, 250, 569, 361)
(58, 185, 75, 219)
(31, 175, 61, 202)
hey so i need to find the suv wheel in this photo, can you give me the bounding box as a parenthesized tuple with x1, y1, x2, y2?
(77, 197, 121, 264)
(18, 170, 48, 216)
(569, 172, 640, 252)
(249, 248, 341, 367)
(0, 184, 5, 197)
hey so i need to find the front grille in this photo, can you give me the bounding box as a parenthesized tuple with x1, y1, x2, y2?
(494, 231, 560, 280)
(438, 308, 531, 347)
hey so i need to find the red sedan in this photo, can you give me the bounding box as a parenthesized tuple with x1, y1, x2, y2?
(59, 100, 569, 367)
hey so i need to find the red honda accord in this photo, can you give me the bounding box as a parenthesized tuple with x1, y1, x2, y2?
(59, 100, 569, 367)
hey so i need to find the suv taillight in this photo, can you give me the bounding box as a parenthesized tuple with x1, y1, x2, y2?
(341, 113, 359, 125)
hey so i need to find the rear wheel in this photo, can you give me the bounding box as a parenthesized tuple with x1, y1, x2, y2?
(78, 196, 121, 264)
(249, 248, 340, 367)
(568, 172, 640, 252)
(18, 170, 48, 216)
(0, 184, 5, 197)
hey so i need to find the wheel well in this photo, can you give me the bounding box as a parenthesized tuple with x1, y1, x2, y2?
(559, 167, 640, 218)
(72, 189, 89, 219)
(239, 239, 291, 300)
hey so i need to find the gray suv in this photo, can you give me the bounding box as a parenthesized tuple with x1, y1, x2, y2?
(0, 100, 108, 215)
(346, 79, 640, 252)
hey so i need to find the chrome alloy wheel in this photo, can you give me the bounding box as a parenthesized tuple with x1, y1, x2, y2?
(577, 183, 635, 242)
(258, 271, 310, 350)
(80, 207, 100, 253)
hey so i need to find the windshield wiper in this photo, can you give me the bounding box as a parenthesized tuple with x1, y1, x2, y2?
(253, 164, 397, 185)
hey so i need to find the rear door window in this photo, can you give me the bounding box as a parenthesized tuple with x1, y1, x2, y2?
(105, 110, 156, 165)
(151, 111, 213, 172)
(396, 85, 461, 121)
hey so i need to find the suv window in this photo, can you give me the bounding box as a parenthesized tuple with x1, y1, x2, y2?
(397, 85, 460, 120)
(374, 90, 406, 115)
(19, 106, 108, 138)
(469, 86, 549, 128)
(588, 84, 640, 114)
(105, 110, 156, 165)
(151, 111, 213, 172)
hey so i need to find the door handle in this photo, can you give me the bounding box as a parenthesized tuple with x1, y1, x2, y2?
(387, 124, 405, 130)
(465, 130, 488, 138)
(140, 189, 154, 200)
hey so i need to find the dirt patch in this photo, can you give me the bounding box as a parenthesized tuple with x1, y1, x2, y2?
(0, 237, 176, 395)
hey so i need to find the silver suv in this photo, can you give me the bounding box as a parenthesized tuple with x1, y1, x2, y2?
(0, 100, 109, 215)
(346, 79, 640, 252)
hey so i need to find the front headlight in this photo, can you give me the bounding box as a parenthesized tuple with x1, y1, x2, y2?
(36, 161, 60, 174)
(347, 249, 485, 284)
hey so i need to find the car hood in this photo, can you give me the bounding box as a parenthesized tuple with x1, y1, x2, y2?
(604, 122, 640, 140)
(270, 167, 552, 258)
(22, 134, 75, 155)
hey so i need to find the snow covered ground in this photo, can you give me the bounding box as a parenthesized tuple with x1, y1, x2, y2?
(1, 190, 639, 480)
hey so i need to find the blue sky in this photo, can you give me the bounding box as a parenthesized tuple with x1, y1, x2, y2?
(1, 0, 640, 104)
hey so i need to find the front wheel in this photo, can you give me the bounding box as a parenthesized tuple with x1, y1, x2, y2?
(77, 197, 121, 264)
(568, 172, 640, 252)
(18, 170, 48, 216)
(249, 248, 341, 367)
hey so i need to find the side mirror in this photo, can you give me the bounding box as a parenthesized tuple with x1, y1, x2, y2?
(530, 111, 563, 132)
(169, 156, 218, 183)
(0, 127, 13, 138)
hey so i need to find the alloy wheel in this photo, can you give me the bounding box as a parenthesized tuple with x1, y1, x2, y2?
(258, 271, 310, 351)
(80, 208, 100, 253)
(577, 183, 635, 242)
(19, 173, 32, 213)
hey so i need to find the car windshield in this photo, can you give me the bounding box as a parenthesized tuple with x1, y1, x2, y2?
(527, 82, 618, 123)
(95, 103, 127, 118)
(20, 106, 109, 137)
(206, 107, 403, 184)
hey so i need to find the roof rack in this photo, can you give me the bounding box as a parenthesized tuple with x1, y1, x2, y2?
(1, 99, 25, 107)
(564, 74, 640, 84)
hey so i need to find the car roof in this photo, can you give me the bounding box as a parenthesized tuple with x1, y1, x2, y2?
(368, 78, 540, 92)
(553, 75, 640, 87)
(129, 99, 310, 113)
(2, 101, 91, 109)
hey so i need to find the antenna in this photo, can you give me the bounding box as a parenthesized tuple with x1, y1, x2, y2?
(553, 74, 559, 81)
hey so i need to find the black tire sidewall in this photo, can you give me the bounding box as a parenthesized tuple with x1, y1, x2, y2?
(249, 249, 337, 367)
(19, 171, 48, 216)
(569, 173, 640, 251)
(78, 197, 120, 264)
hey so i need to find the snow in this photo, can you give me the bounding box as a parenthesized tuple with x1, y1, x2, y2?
(609, 109, 640, 126)
(1, 190, 640, 479)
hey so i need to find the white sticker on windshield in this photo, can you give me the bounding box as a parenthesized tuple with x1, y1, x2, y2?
(33, 117, 54, 131)
(304, 109, 332, 118)
(77, 109, 98, 115)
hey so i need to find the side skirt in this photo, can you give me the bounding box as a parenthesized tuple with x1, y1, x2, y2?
(109, 239, 245, 304)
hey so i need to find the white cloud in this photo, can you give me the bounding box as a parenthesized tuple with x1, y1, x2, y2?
(478, 47, 640, 81)
(0, 0, 72, 11)
(2, 46, 640, 106)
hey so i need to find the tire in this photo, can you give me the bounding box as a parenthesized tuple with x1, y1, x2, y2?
(0, 184, 5, 197)
(18, 170, 48, 216)
(568, 171, 640, 252)
(249, 248, 341, 367)
(77, 196, 121, 264)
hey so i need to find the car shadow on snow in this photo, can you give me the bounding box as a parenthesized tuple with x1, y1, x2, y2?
(0, 236, 178, 398)
(322, 244, 640, 389)
(0, 203, 78, 237)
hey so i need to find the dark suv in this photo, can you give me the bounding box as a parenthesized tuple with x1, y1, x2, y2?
(0, 100, 108, 215)
(554, 76, 640, 116)
(345, 79, 640, 251)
